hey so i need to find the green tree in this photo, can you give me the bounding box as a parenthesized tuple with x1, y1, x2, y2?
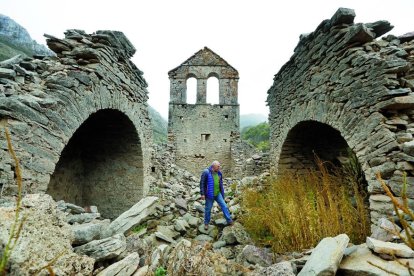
(241, 122, 270, 152)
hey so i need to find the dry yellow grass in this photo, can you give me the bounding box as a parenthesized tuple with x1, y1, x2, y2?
(240, 158, 370, 253)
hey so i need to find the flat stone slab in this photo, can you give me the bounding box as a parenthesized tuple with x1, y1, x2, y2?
(97, 252, 139, 276)
(340, 243, 414, 275)
(103, 196, 158, 237)
(298, 233, 349, 276)
(366, 237, 414, 258)
(74, 234, 126, 262)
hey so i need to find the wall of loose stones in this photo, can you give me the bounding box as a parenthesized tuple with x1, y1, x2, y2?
(267, 8, 414, 227)
(0, 30, 153, 218)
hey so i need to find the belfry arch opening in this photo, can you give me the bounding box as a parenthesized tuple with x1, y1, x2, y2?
(47, 109, 144, 219)
(207, 75, 219, 104)
(186, 77, 197, 104)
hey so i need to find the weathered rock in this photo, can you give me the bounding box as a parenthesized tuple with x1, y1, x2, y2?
(239, 245, 273, 267)
(183, 213, 200, 227)
(220, 222, 251, 245)
(0, 68, 16, 79)
(150, 244, 169, 271)
(194, 234, 214, 242)
(174, 218, 190, 233)
(371, 218, 401, 242)
(366, 237, 414, 258)
(63, 202, 86, 214)
(213, 240, 227, 249)
(66, 213, 101, 224)
(214, 218, 227, 226)
(339, 243, 414, 275)
(132, 265, 149, 276)
(174, 197, 188, 211)
(74, 234, 126, 262)
(103, 197, 158, 237)
(254, 261, 296, 276)
(0, 194, 94, 275)
(97, 252, 139, 276)
(155, 231, 176, 244)
(72, 220, 109, 245)
(298, 234, 349, 276)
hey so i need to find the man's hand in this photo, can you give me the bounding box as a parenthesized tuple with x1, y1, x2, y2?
(200, 195, 205, 200)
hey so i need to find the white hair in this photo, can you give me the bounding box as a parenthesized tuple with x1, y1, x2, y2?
(211, 160, 220, 166)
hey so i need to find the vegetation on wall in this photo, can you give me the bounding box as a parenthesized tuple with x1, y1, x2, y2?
(241, 122, 270, 152)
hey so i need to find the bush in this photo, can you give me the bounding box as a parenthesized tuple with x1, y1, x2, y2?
(240, 158, 370, 253)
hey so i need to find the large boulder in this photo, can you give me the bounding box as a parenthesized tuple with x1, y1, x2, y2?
(298, 233, 349, 276)
(0, 194, 94, 275)
(102, 196, 159, 237)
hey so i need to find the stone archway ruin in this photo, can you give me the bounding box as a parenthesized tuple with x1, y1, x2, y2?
(0, 30, 152, 218)
(47, 109, 144, 219)
(267, 8, 414, 228)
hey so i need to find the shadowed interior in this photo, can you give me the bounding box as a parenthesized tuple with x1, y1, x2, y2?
(47, 109, 143, 219)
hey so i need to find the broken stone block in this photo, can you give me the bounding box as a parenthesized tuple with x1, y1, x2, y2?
(298, 234, 349, 276)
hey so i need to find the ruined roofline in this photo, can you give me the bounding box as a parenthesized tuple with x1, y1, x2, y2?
(268, 7, 408, 85)
(168, 46, 239, 77)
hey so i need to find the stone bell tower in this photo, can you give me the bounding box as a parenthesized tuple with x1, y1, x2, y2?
(167, 47, 240, 176)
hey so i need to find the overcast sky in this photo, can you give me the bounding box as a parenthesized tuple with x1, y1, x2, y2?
(3, 0, 414, 119)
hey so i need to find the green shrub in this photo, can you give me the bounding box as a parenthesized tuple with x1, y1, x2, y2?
(155, 266, 166, 276)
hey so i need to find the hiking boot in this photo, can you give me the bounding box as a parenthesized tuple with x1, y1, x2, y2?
(228, 221, 234, 226)
(204, 224, 209, 230)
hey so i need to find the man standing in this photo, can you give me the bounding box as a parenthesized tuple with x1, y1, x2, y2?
(200, 160, 233, 230)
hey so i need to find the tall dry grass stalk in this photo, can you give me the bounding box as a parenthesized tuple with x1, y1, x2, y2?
(0, 126, 25, 275)
(241, 158, 370, 253)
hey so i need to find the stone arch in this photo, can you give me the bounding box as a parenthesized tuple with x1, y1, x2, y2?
(278, 120, 353, 173)
(267, 8, 414, 227)
(0, 30, 152, 219)
(47, 109, 144, 219)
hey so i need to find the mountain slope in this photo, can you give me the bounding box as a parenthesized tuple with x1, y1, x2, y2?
(148, 106, 168, 144)
(240, 113, 268, 130)
(0, 14, 53, 61)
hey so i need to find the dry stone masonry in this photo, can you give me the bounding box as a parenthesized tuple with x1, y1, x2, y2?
(0, 30, 153, 219)
(267, 8, 414, 227)
(167, 47, 245, 176)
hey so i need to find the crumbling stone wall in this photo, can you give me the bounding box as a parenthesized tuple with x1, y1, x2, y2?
(0, 30, 152, 219)
(267, 8, 414, 227)
(168, 47, 241, 176)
